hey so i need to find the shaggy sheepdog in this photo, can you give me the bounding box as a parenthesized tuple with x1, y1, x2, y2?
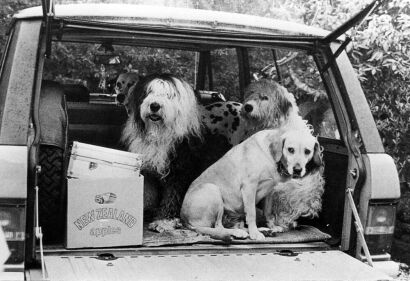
(264, 170, 325, 233)
(121, 73, 230, 231)
(241, 79, 312, 137)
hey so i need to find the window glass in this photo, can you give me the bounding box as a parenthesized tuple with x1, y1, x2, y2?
(248, 47, 340, 140)
(44, 42, 196, 94)
(210, 48, 239, 101)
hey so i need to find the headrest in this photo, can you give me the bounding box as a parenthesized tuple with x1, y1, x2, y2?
(63, 84, 90, 102)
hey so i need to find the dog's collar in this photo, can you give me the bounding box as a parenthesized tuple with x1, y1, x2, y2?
(277, 161, 292, 178)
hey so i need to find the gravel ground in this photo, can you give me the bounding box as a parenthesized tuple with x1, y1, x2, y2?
(392, 238, 410, 280)
(395, 263, 409, 281)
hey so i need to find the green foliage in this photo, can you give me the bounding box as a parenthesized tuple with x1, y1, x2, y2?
(350, 0, 410, 181)
(44, 42, 197, 91)
(0, 0, 41, 56)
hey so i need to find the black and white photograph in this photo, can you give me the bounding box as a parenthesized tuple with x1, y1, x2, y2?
(0, 0, 409, 280)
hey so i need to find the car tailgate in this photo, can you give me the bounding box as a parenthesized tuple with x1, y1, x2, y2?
(32, 250, 392, 281)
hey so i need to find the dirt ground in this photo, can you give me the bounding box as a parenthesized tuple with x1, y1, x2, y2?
(394, 263, 409, 281)
(391, 186, 410, 280)
(392, 239, 410, 280)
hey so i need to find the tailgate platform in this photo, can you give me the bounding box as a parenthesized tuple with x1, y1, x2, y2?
(32, 226, 390, 280)
(41, 250, 391, 281)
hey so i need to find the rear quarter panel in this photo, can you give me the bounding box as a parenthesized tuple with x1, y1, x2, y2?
(0, 146, 27, 198)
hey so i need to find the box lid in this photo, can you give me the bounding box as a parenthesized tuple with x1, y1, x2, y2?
(71, 141, 142, 168)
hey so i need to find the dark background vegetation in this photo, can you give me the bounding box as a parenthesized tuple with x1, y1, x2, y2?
(1, 0, 409, 267)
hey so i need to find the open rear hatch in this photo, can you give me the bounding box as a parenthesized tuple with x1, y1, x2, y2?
(25, 1, 393, 281)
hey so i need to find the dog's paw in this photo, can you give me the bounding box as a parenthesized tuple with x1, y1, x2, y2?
(230, 229, 249, 239)
(258, 227, 277, 237)
(267, 224, 285, 233)
(148, 218, 182, 233)
(249, 229, 265, 240)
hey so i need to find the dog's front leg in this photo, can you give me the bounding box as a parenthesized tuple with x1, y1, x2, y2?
(241, 184, 265, 240)
(263, 192, 274, 223)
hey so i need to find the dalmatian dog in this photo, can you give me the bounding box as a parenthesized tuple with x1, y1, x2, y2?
(200, 101, 244, 146)
(115, 72, 140, 111)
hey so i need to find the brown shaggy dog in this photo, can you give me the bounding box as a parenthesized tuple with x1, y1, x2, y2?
(115, 72, 140, 112)
(263, 168, 325, 233)
(201, 79, 312, 146)
(241, 79, 312, 138)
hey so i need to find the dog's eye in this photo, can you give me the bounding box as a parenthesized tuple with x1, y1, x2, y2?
(261, 95, 269, 101)
(304, 149, 311, 155)
(288, 147, 295, 154)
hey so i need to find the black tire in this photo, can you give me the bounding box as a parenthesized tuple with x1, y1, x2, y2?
(38, 145, 66, 243)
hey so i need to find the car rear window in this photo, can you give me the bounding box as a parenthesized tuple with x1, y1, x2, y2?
(248, 47, 340, 140)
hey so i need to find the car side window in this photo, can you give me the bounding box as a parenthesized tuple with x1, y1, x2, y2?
(43, 42, 197, 93)
(248, 48, 340, 140)
(209, 48, 240, 101)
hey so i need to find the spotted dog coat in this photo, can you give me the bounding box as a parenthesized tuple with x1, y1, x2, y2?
(200, 101, 245, 146)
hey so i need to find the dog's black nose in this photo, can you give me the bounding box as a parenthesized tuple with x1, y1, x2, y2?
(150, 102, 161, 112)
(244, 104, 253, 113)
(116, 94, 125, 104)
(293, 167, 302, 175)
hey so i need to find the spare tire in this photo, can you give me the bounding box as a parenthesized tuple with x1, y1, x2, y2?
(38, 145, 66, 244)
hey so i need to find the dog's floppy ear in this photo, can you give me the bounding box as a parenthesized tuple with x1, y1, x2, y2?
(312, 140, 323, 167)
(269, 132, 286, 162)
(274, 83, 293, 116)
(278, 92, 293, 117)
(305, 139, 324, 174)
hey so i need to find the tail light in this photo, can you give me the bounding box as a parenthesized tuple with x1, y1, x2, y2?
(364, 201, 396, 255)
(0, 200, 26, 264)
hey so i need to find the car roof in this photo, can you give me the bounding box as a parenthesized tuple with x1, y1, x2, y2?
(14, 4, 331, 38)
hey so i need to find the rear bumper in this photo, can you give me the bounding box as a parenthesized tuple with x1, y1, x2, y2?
(372, 261, 400, 279)
(0, 272, 24, 281)
(26, 248, 393, 281)
(360, 253, 400, 279)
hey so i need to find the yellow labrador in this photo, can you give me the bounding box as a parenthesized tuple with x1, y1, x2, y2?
(181, 129, 321, 241)
(276, 130, 321, 178)
(263, 130, 323, 232)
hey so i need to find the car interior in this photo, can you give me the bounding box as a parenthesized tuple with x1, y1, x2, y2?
(37, 38, 348, 249)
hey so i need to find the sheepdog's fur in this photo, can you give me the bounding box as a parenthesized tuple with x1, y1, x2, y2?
(121, 73, 230, 224)
(264, 169, 325, 233)
(122, 74, 202, 177)
(221, 170, 325, 233)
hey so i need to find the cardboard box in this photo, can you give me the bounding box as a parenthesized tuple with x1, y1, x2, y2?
(66, 142, 143, 248)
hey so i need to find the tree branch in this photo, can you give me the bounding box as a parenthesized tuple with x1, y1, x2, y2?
(288, 68, 327, 101)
